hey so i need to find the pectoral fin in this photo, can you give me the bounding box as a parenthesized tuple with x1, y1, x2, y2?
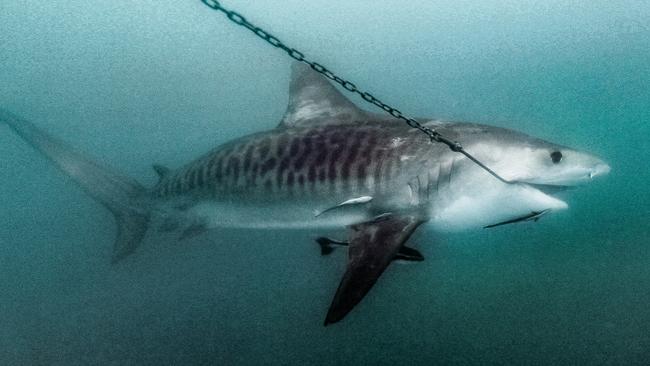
(324, 214, 425, 326)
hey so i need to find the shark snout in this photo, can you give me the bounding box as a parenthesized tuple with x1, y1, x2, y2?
(589, 163, 611, 179)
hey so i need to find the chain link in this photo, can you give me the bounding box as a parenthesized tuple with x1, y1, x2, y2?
(199, 0, 513, 184)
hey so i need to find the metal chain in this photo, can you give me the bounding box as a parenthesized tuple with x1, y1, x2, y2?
(199, 0, 513, 184)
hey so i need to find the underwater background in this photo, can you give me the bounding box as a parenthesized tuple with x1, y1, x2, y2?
(1, 0, 648, 365)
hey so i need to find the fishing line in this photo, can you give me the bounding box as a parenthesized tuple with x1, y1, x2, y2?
(199, 0, 515, 185)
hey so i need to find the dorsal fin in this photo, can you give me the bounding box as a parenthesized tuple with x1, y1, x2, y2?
(279, 62, 371, 128)
(152, 164, 170, 179)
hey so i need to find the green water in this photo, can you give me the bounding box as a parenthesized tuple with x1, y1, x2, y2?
(1, 1, 649, 365)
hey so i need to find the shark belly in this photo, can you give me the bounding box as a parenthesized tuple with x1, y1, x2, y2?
(158, 176, 417, 230)
(427, 165, 569, 232)
(186, 200, 371, 229)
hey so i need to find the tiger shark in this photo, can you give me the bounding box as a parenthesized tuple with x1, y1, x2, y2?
(0, 63, 610, 325)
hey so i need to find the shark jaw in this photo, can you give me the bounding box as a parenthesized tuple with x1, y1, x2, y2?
(431, 160, 610, 232)
(430, 176, 569, 232)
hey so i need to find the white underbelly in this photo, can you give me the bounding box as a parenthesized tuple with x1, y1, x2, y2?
(428, 181, 568, 232)
(159, 176, 568, 232)
(185, 201, 373, 229)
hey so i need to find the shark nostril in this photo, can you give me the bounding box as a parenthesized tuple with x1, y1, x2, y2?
(591, 164, 611, 179)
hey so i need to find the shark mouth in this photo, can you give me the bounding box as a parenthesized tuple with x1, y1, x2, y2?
(482, 182, 572, 229)
(526, 183, 573, 195)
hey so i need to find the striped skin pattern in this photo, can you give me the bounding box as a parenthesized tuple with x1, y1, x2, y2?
(154, 122, 436, 201)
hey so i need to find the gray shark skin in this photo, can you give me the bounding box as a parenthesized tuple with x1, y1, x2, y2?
(0, 62, 610, 325)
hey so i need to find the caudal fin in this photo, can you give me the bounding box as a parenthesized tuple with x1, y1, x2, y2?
(1, 109, 150, 263)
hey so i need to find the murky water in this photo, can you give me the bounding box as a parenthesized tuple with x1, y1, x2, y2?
(1, 1, 649, 364)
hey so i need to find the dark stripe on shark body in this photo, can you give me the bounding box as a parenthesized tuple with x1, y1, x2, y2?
(289, 138, 300, 157)
(277, 157, 291, 190)
(316, 140, 328, 186)
(232, 157, 239, 186)
(156, 124, 422, 198)
(315, 139, 327, 175)
(204, 157, 214, 186)
(318, 166, 327, 184)
(191, 164, 200, 190)
(258, 138, 271, 158)
(340, 135, 357, 181)
(174, 179, 183, 195)
(373, 147, 385, 190)
(243, 143, 254, 172)
(196, 164, 204, 188)
(293, 136, 312, 171)
(261, 157, 277, 176)
(308, 164, 317, 186)
(251, 161, 259, 187)
(357, 159, 367, 183)
(276, 134, 288, 156)
(356, 136, 376, 189)
(187, 168, 196, 191)
(346, 130, 368, 190)
(211, 154, 222, 186)
(298, 174, 305, 188)
(382, 149, 395, 194)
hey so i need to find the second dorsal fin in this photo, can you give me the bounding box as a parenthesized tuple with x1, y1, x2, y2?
(278, 62, 371, 128)
(152, 164, 170, 180)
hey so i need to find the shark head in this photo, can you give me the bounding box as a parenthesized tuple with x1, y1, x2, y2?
(428, 121, 610, 231)
(461, 124, 611, 187)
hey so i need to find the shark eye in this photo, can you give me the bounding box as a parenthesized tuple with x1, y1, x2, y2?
(550, 151, 563, 164)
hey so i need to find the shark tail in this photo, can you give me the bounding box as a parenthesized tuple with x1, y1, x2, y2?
(1, 109, 150, 263)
